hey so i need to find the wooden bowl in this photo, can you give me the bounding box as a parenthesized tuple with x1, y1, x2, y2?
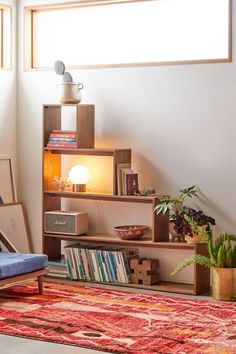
(113, 225, 149, 240)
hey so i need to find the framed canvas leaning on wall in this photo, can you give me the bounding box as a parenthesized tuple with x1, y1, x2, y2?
(0, 203, 32, 253)
(0, 157, 16, 203)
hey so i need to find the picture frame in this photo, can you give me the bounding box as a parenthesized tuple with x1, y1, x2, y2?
(0, 157, 16, 203)
(0, 203, 32, 253)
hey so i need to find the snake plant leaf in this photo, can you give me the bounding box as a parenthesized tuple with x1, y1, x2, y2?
(225, 248, 233, 268)
(217, 244, 226, 267)
(233, 244, 236, 267)
(226, 240, 232, 253)
(208, 238, 217, 264)
(54, 60, 65, 75)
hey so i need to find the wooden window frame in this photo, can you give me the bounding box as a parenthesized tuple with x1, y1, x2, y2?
(0, 8, 3, 68)
(0, 4, 12, 70)
(24, 0, 232, 71)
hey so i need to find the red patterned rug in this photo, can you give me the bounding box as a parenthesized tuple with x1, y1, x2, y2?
(0, 281, 235, 354)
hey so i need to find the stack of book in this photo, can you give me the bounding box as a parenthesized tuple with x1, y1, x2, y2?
(117, 163, 139, 195)
(64, 244, 138, 283)
(47, 130, 77, 148)
(47, 258, 69, 279)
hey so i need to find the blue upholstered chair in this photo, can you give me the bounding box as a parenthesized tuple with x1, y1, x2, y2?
(0, 232, 48, 294)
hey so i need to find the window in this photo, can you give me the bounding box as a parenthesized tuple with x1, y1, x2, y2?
(0, 5, 11, 69)
(24, 0, 232, 69)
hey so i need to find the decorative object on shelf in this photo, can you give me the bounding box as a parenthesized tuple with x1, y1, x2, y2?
(69, 164, 90, 192)
(154, 185, 215, 242)
(44, 210, 88, 235)
(126, 173, 139, 195)
(53, 59, 84, 103)
(168, 222, 185, 242)
(135, 188, 156, 196)
(130, 257, 159, 285)
(57, 82, 84, 104)
(54, 60, 65, 75)
(62, 71, 73, 83)
(51, 176, 72, 191)
(172, 229, 236, 301)
(113, 225, 149, 240)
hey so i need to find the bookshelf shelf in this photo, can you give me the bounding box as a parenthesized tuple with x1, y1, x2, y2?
(42, 103, 210, 296)
(43, 233, 197, 250)
(44, 190, 162, 203)
(45, 147, 132, 156)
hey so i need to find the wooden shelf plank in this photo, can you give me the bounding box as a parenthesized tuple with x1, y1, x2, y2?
(44, 147, 131, 156)
(44, 190, 162, 203)
(45, 276, 195, 295)
(43, 233, 196, 249)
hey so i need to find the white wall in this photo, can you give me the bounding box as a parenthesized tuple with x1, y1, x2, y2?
(0, 0, 17, 177)
(17, 0, 236, 283)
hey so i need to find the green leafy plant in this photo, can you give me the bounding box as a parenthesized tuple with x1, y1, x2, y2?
(171, 231, 236, 275)
(154, 185, 197, 221)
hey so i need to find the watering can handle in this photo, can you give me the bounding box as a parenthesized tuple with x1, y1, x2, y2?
(77, 83, 84, 90)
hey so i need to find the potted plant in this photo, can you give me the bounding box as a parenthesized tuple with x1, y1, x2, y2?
(171, 221, 236, 301)
(154, 185, 197, 240)
(174, 209, 216, 243)
(155, 185, 215, 242)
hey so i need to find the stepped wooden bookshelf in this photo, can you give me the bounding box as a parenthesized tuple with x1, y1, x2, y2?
(42, 104, 210, 295)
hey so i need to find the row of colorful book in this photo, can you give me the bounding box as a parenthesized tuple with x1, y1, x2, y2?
(47, 258, 68, 279)
(64, 244, 138, 283)
(47, 130, 77, 148)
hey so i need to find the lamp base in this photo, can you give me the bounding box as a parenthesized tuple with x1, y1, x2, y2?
(73, 184, 86, 192)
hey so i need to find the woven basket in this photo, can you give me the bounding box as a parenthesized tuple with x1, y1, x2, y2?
(113, 225, 149, 240)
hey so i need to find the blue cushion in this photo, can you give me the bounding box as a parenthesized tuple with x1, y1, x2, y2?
(0, 252, 48, 280)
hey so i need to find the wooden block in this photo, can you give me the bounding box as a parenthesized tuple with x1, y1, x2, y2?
(130, 257, 159, 285)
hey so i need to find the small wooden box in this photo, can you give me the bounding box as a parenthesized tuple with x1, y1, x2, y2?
(130, 257, 159, 285)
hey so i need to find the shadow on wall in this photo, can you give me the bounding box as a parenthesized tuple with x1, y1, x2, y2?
(195, 189, 236, 234)
(133, 153, 171, 193)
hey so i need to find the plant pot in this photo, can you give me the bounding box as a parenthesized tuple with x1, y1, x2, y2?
(57, 82, 83, 104)
(169, 222, 185, 242)
(184, 233, 206, 243)
(212, 267, 236, 301)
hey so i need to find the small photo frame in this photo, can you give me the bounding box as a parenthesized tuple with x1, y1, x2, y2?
(0, 203, 32, 253)
(0, 158, 16, 203)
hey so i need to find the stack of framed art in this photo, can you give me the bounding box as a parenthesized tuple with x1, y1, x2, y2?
(0, 158, 32, 253)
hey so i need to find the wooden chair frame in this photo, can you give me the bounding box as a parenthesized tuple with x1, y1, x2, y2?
(0, 232, 48, 294)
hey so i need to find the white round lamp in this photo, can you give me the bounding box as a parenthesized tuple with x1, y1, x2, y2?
(69, 165, 90, 192)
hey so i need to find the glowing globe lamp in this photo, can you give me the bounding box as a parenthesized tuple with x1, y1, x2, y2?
(69, 165, 90, 192)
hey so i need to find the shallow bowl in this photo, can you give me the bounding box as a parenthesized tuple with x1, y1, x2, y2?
(112, 225, 149, 240)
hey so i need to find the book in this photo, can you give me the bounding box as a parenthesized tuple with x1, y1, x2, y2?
(48, 138, 76, 143)
(47, 143, 77, 148)
(116, 162, 131, 195)
(126, 173, 139, 195)
(121, 168, 133, 195)
(50, 130, 76, 138)
(46, 272, 68, 280)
